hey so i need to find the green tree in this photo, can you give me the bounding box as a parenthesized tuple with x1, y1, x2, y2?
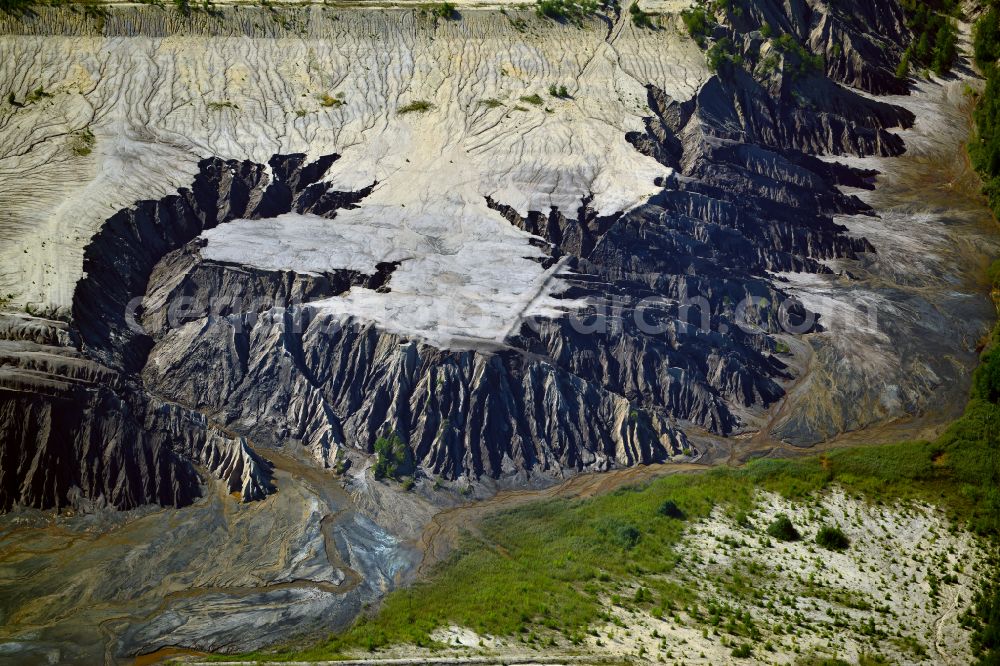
(372, 433, 413, 480)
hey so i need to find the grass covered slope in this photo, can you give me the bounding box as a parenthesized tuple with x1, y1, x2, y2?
(243, 260, 1000, 662)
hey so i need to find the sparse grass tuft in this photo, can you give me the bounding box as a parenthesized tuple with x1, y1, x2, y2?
(69, 128, 95, 156)
(317, 93, 343, 108)
(206, 100, 238, 111)
(398, 99, 434, 114)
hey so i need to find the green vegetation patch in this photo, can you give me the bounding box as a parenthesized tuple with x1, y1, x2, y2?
(519, 93, 544, 106)
(69, 128, 95, 156)
(899, 0, 960, 77)
(815, 524, 850, 551)
(371, 433, 413, 481)
(535, 0, 599, 24)
(706, 37, 742, 73)
(317, 93, 343, 108)
(680, 4, 714, 47)
(547, 85, 570, 99)
(766, 514, 800, 542)
(628, 3, 653, 29)
(206, 100, 238, 111)
(0, 0, 31, 15)
(971, 0, 1000, 220)
(770, 33, 824, 79)
(426, 1, 457, 20)
(398, 100, 434, 114)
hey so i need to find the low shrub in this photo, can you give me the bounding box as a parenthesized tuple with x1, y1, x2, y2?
(657, 499, 685, 519)
(731, 643, 752, 658)
(430, 1, 456, 19)
(398, 100, 434, 114)
(629, 3, 653, 28)
(535, 0, 598, 23)
(766, 514, 800, 541)
(547, 85, 570, 99)
(815, 524, 850, 551)
(680, 5, 713, 47)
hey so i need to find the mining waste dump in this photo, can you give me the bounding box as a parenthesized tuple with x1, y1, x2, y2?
(0, 0, 998, 664)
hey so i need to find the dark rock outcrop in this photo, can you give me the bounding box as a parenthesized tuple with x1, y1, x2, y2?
(720, 0, 911, 95)
(0, 153, 371, 511)
(0, 0, 922, 509)
(0, 314, 271, 510)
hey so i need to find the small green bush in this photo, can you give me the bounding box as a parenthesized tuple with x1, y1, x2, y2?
(895, 50, 911, 79)
(430, 1, 457, 19)
(731, 644, 752, 658)
(317, 93, 343, 108)
(520, 93, 544, 105)
(680, 6, 712, 47)
(766, 514, 800, 541)
(398, 100, 434, 114)
(69, 128, 95, 157)
(973, 347, 1000, 403)
(547, 85, 570, 99)
(657, 499, 685, 519)
(24, 87, 52, 104)
(815, 524, 850, 551)
(629, 3, 653, 28)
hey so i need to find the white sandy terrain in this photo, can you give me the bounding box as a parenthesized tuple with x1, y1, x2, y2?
(588, 490, 985, 664)
(341, 490, 986, 665)
(0, 8, 707, 341)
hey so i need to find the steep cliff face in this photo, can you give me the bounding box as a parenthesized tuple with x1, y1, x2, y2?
(718, 0, 910, 95)
(0, 314, 271, 510)
(0, 153, 370, 510)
